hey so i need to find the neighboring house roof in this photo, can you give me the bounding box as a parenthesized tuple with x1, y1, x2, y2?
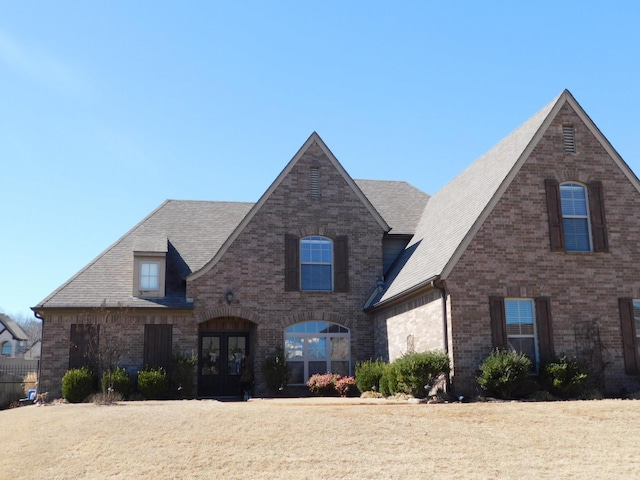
(369, 89, 640, 308)
(34, 131, 426, 309)
(0, 314, 28, 341)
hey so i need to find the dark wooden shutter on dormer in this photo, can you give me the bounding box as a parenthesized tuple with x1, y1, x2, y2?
(535, 296, 554, 362)
(334, 235, 349, 292)
(588, 181, 609, 252)
(619, 298, 638, 374)
(284, 234, 299, 291)
(545, 179, 565, 251)
(489, 296, 507, 349)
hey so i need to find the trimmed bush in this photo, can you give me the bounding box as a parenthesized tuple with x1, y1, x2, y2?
(307, 373, 340, 395)
(477, 349, 533, 399)
(355, 359, 386, 393)
(137, 368, 169, 400)
(62, 367, 97, 403)
(540, 356, 588, 399)
(392, 351, 450, 398)
(261, 346, 291, 393)
(101, 368, 132, 399)
(379, 362, 399, 397)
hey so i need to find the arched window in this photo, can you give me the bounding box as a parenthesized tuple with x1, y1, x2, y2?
(560, 182, 591, 252)
(1, 341, 12, 356)
(300, 237, 333, 291)
(284, 321, 350, 384)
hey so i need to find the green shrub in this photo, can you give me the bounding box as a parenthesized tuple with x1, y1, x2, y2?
(137, 368, 169, 399)
(379, 362, 399, 396)
(540, 356, 588, 399)
(261, 346, 291, 393)
(171, 352, 197, 399)
(101, 368, 132, 399)
(355, 359, 386, 393)
(392, 351, 450, 398)
(62, 367, 97, 403)
(477, 350, 533, 399)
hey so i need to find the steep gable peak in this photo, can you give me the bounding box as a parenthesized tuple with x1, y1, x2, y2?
(188, 132, 389, 281)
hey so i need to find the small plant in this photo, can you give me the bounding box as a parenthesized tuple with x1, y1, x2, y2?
(261, 346, 291, 393)
(540, 355, 588, 399)
(101, 367, 132, 400)
(393, 351, 450, 398)
(355, 359, 386, 393)
(477, 349, 533, 399)
(307, 373, 340, 395)
(137, 367, 169, 400)
(171, 352, 197, 399)
(335, 376, 357, 397)
(62, 367, 97, 403)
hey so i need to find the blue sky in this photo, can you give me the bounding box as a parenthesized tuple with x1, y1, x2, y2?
(1, 2, 639, 318)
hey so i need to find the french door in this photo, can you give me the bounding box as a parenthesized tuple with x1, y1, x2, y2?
(198, 332, 249, 397)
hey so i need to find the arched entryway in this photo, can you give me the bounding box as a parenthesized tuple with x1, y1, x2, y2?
(198, 317, 256, 398)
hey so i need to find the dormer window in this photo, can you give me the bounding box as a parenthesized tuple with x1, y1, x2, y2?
(134, 253, 166, 297)
(140, 261, 160, 291)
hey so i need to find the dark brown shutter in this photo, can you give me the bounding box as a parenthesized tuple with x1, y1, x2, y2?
(69, 324, 99, 370)
(334, 235, 349, 292)
(545, 179, 565, 251)
(284, 234, 299, 291)
(588, 181, 609, 252)
(489, 296, 507, 349)
(143, 324, 173, 370)
(535, 297, 554, 362)
(619, 298, 638, 374)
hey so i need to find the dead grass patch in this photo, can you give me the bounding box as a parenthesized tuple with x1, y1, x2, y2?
(1, 398, 640, 479)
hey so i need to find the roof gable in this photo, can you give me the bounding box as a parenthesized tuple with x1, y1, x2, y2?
(188, 132, 390, 281)
(372, 89, 636, 307)
(0, 314, 28, 340)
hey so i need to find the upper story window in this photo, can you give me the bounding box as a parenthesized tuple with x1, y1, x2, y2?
(300, 237, 333, 291)
(1, 341, 11, 356)
(134, 252, 166, 298)
(285, 234, 348, 293)
(560, 182, 591, 252)
(544, 179, 609, 253)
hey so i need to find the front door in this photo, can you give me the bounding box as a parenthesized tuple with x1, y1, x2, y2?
(198, 332, 249, 397)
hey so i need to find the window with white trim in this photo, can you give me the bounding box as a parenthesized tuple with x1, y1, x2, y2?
(560, 182, 591, 252)
(284, 321, 350, 384)
(140, 262, 159, 290)
(505, 298, 538, 366)
(300, 237, 333, 291)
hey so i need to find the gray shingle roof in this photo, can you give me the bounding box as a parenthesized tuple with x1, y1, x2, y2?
(36, 200, 254, 308)
(355, 180, 430, 235)
(370, 92, 563, 307)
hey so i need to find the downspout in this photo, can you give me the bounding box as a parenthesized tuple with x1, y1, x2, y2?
(33, 310, 44, 398)
(431, 279, 451, 392)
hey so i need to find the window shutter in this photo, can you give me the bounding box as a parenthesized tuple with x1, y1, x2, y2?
(588, 181, 609, 252)
(143, 324, 173, 370)
(284, 234, 299, 291)
(69, 324, 99, 370)
(618, 298, 638, 375)
(489, 296, 507, 349)
(334, 236, 349, 292)
(535, 297, 554, 362)
(545, 179, 565, 251)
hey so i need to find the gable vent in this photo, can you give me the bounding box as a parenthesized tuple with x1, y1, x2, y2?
(310, 167, 320, 199)
(563, 125, 576, 153)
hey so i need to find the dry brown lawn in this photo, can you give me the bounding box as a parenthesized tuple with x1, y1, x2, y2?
(1, 397, 640, 479)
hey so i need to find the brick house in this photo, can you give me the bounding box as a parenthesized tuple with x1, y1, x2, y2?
(34, 90, 640, 397)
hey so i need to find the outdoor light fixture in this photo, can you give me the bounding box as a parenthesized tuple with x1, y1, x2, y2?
(225, 290, 235, 305)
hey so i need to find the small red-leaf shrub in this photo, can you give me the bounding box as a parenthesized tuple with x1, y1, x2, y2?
(307, 373, 340, 395)
(335, 376, 357, 397)
(307, 373, 357, 396)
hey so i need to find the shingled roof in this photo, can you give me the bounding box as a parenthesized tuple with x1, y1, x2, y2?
(35, 177, 427, 309)
(0, 314, 28, 341)
(368, 89, 640, 308)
